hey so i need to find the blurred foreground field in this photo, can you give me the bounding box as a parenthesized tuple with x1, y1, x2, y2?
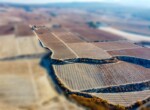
(0, 35, 45, 58)
(0, 6, 86, 110)
(0, 36, 84, 110)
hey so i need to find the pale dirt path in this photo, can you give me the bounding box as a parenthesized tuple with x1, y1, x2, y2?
(99, 27, 150, 42)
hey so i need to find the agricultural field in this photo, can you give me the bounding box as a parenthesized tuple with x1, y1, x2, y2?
(0, 59, 84, 110)
(0, 35, 45, 59)
(35, 28, 112, 60)
(0, 35, 83, 110)
(92, 90, 150, 106)
(67, 42, 112, 59)
(93, 41, 141, 51)
(69, 27, 125, 42)
(0, 2, 150, 110)
(0, 24, 14, 35)
(15, 23, 33, 37)
(34, 25, 150, 109)
(108, 48, 150, 60)
(52, 32, 83, 43)
(0, 59, 56, 107)
(53, 61, 150, 91)
(16, 36, 45, 55)
(0, 35, 18, 58)
(35, 29, 76, 59)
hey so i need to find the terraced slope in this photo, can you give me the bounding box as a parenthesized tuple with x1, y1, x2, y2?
(92, 90, 150, 106)
(53, 61, 150, 91)
(33, 26, 150, 110)
(93, 41, 141, 51)
(34, 27, 112, 60)
(34, 29, 76, 59)
(108, 48, 150, 60)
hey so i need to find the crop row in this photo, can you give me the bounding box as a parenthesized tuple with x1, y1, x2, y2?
(108, 48, 150, 60)
(70, 27, 125, 42)
(53, 31, 83, 43)
(92, 90, 150, 107)
(93, 41, 141, 51)
(53, 61, 150, 91)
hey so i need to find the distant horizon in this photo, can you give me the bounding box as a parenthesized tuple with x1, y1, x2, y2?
(0, 1, 113, 4)
(0, 0, 114, 5)
(0, 0, 150, 8)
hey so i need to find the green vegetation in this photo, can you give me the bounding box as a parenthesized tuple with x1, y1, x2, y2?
(86, 21, 102, 29)
(50, 12, 57, 17)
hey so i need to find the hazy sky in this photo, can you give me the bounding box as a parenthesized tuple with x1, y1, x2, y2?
(0, 0, 150, 8)
(0, 0, 147, 3)
(1, 0, 109, 4)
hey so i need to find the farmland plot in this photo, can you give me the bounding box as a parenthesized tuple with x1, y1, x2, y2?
(108, 48, 150, 60)
(53, 31, 83, 43)
(16, 37, 38, 55)
(35, 29, 77, 59)
(50, 43, 76, 60)
(93, 41, 141, 51)
(49, 28, 67, 33)
(0, 60, 37, 106)
(29, 59, 58, 103)
(0, 35, 45, 59)
(67, 42, 112, 59)
(15, 23, 33, 37)
(0, 102, 24, 110)
(92, 90, 150, 106)
(35, 29, 59, 44)
(31, 36, 46, 54)
(53, 61, 150, 91)
(35, 27, 113, 60)
(0, 59, 57, 107)
(16, 36, 45, 55)
(36, 33, 76, 59)
(0, 35, 18, 58)
(0, 24, 14, 35)
(70, 27, 124, 42)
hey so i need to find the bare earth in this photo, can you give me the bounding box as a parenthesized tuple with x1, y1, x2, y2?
(99, 27, 150, 42)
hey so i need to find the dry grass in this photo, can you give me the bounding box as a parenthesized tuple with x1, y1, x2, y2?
(0, 102, 23, 110)
(0, 59, 84, 110)
(37, 96, 85, 110)
(0, 35, 45, 59)
(0, 59, 57, 108)
(0, 35, 18, 58)
(69, 94, 125, 110)
(16, 36, 45, 55)
(0, 60, 29, 76)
